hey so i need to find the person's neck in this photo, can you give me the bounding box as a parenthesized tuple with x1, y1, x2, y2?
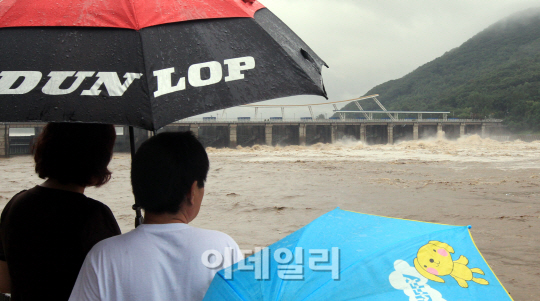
(143, 211, 190, 225)
(40, 178, 86, 194)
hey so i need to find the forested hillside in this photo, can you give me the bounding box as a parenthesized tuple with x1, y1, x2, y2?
(340, 8, 540, 132)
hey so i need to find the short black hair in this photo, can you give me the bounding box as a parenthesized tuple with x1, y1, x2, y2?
(34, 123, 116, 187)
(131, 132, 209, 214)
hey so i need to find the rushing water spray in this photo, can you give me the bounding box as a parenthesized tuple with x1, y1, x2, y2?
(206, 133, 540, 169)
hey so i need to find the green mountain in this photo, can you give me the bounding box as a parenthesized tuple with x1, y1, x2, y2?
(340, 8, 540, 132)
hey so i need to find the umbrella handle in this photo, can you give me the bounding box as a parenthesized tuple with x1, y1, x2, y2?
(133, 204, 144, 227)
(129, 126, 144, 227)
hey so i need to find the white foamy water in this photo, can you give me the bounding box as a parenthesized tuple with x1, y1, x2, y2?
(207, 134, 540, 170)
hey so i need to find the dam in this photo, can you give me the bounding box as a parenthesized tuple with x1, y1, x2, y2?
(170, 117, 505, 148)
(0, 95, 507, 156)
(0, 117, 505, 157)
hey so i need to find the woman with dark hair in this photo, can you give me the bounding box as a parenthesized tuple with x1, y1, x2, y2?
(0, 123, 121, 301)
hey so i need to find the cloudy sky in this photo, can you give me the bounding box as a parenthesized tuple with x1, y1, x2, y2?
(197, 0, 540, 120)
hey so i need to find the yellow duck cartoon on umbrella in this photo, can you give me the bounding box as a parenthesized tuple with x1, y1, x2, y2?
(413, 241, 489, 288)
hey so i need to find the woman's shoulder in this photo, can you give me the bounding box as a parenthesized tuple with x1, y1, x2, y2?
(6, 187, 34, 202)
(77, 196, 117, 223)
(0, 189, 29, 218)
(80, 195, 112, 210)
(2, 187, 39, 211)
(78, 197, 121, 236)
(30, 186, 110, 209)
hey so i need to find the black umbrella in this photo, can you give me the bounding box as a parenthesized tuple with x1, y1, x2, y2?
(0, 0, 328, 130)
(0, 0, 328, 226)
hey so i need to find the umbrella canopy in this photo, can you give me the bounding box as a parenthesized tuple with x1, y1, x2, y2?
(0, 0, 327, 130)
(203, 209, 513, 300)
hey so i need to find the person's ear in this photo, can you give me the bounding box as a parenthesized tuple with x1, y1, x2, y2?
(186, 181, 199, 206)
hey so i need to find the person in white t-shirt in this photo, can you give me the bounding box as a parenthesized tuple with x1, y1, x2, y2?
(69, 132, 243, 301)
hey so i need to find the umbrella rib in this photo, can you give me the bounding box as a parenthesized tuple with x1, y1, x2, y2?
(126, 0, 141, 30)
(214, 272, 249, 301)
(250, 9, 327, 101)
(274, 222, 316, 301)
(299, 226, 460, 301)
(136, 27, 155, 130)
(0, 2, 19, 27)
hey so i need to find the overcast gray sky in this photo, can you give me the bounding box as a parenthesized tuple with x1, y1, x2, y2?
(196, 0, 540, 120)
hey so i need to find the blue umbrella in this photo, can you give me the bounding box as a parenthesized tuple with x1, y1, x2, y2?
(203, 208, 513, 300)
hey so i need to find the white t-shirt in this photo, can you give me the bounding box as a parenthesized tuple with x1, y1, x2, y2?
(69, 223, 243, 301)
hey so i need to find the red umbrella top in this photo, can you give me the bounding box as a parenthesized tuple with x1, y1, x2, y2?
(0, 0, 265, 29)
